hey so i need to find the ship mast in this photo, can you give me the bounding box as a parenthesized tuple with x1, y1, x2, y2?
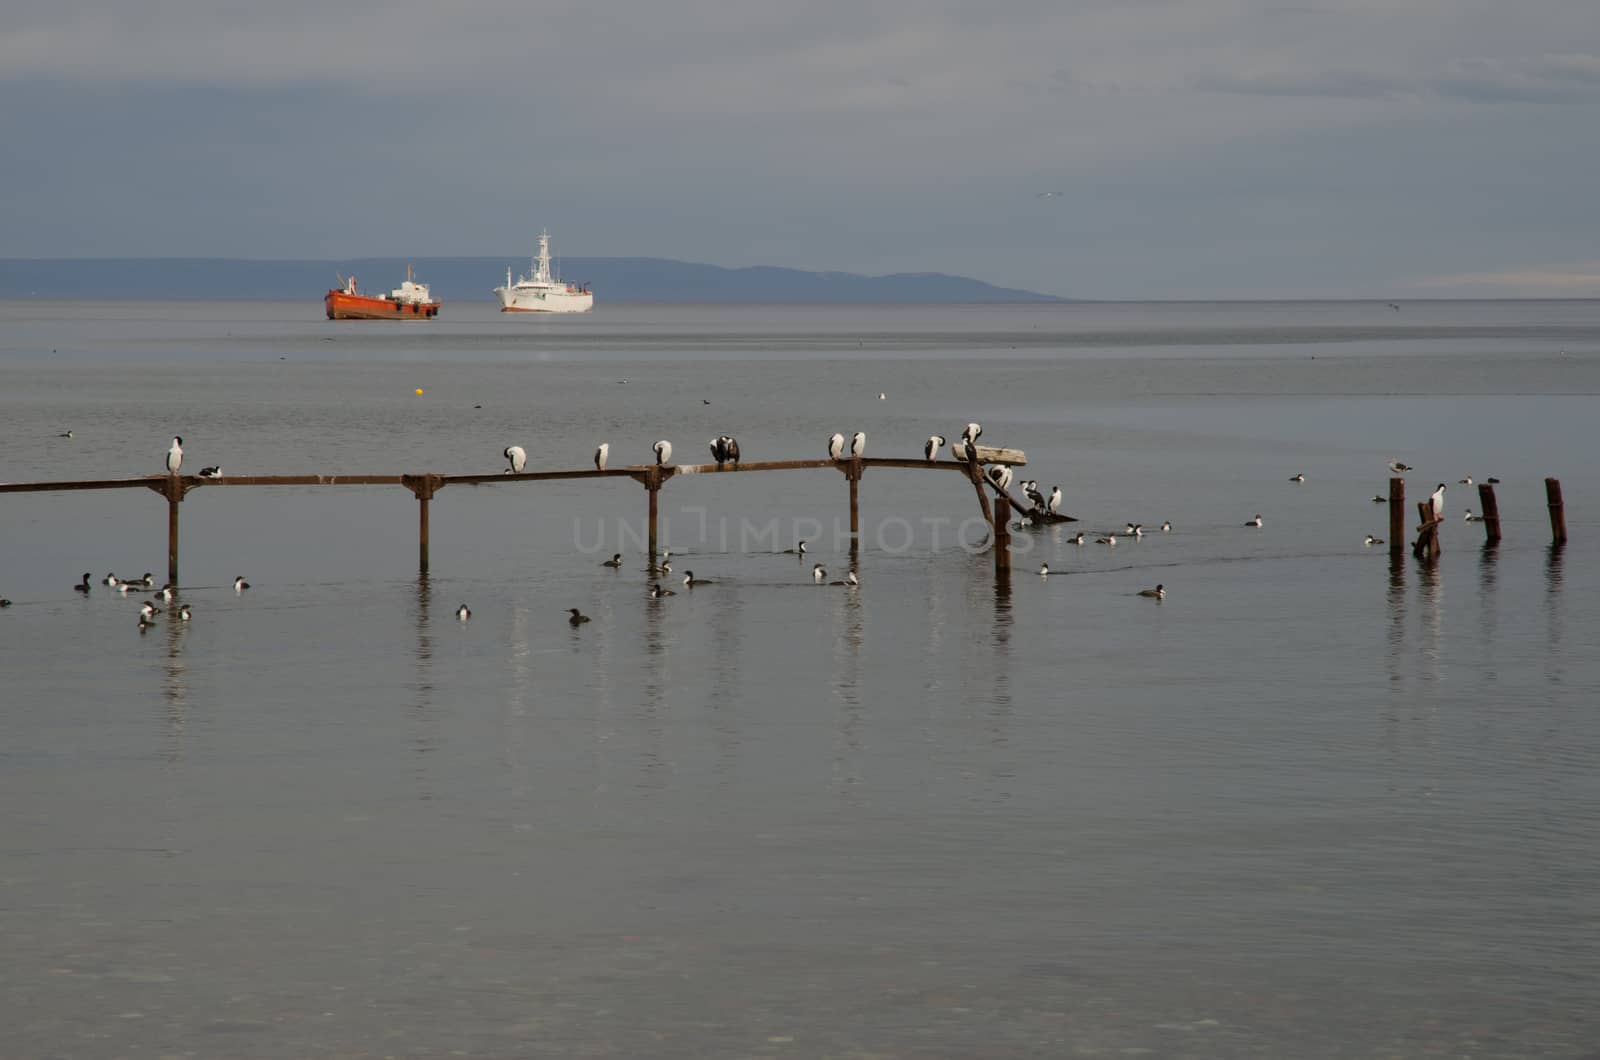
(536, 230, 552, 283)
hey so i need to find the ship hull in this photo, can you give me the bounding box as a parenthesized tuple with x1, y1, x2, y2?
(325, 290, 441, 320)
(495, 289, 594, 314)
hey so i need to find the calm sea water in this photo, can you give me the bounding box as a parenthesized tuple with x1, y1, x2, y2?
(2, 299, 1598, 1058)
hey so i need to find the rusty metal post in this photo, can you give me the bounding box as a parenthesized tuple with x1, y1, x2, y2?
(1546, 477, 1567, 544)
(647, 466, 660, 560)
(402, 474, 442, 574)
(1388, 477, 1405, 558)
(1477, 483, 1502, 544)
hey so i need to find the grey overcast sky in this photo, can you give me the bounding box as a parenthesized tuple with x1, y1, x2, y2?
(3, 1, 1598, 298)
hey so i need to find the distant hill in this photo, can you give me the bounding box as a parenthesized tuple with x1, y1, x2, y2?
(0, 257, 1064, 303)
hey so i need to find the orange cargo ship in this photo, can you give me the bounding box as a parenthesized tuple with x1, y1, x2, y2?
(324, 266, 441, 320)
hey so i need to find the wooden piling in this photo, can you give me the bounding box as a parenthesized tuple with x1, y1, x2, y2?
(1388, 477, 1405, 558)
(647, 467, 661, 560)
(992, 496, 1011, 573)
(1413, 501, 1442, 562)
(167, 492, 180, 586)
(1477, 483, 1502, 544)
(1546, 477, 1567, 544)
(848, 458, 861, 556)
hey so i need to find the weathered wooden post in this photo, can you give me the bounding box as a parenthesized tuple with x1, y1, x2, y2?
(848, 457, 861, 558)
(1477, 483, 1502, 544)
(1546, 477, 1568, 544)
(992, 494, 1011, 574)
(402, 474, 443, 574)
(145, 477, 189, 586)
(1413, 501, 1442, 562)
(1388, 477, 1405, 558)
(647, 465, 661, 560)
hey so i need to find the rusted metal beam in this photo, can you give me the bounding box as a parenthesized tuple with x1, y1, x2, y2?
(1388, 477, 1405, 558)
(1546, 477, 1568, 544)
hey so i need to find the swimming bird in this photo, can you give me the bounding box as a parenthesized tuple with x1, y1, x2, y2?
(986, 464, 1013, 492)
(1037, 191, 1063, 198)
(1459, 476, 1473, 485)
(157, 584, 175, 601)
(1038, 563, 1052, 576)
(234, 576, 250, 592)
(1245, 514, 1263, 528)
(594, 443, 609, 471)
(844, 571, 858, 587)
(504, 445, 527, 474)
(1464, 509, 1480, 522)
(649, 560, 673, 576)
(136, 573, 154, 587)
(849, 431, 867, 458)
(812, 563, 827, 584)
(653, 439, 672, 466)
(74, 573, 92, 593)
(648, 584, 676, 598)
(117, 582, 138, 595)
(0, 598, 10, 608)
(1096, 535, 1117, 546)
(140, 600, 160, 619)
(1372, 495, 1387, 504)
(568, 607, 591, 626)
(1046, 487, 1062, 516)
(878, 392, 886, 400)
(455, 604, 471, 620)
(198, 465, 222, 478)
(1389, 460, 1413, 474)
(683, 571, 714, 587)
(1429, 483, 1446, 519)
(166, 436, 183, 474)
(1130, 524, 1144, 538)
(59, 430, 73, 438)
(1137, 584, 1166, 599)
(1161, 521, 1172, 533)
(1365, 535, 1385, 546)
(602, 553, 623, 568)
(1289, 474, 1304, 483)
(828, 433, 846, 461)
(102, 573, 119, 587)
(1487, 476, 1500, 484)
(178, 604, 191, 622)
(925, 434, 946, 462)
(1071, 532, 1085, 545)
(784, 540, 809, 557)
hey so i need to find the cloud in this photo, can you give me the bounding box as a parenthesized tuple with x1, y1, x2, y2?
(1410, 264, 1600, 296)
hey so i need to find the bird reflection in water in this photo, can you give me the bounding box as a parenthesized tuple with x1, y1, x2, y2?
(829, 562, 866, 805)
(411, 571, 439, 801)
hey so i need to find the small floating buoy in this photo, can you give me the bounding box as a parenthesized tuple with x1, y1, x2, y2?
(415, 388, 424, 396)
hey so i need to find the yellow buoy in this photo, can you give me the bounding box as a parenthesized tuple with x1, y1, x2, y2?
(415, 388, 424, 395)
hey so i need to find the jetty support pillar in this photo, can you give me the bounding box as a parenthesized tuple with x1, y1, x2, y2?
(1388, 478, 1405, 558)
(1546, 477, 1567, 544)
(403, 474, 444, 574)
(1478, 483, 1502, 544)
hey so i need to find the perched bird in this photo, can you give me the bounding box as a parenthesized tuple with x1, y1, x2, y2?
(601, 553, 624, 568)
(1365, 535, 1385, 546)
(178, 604, 192, 621)
(1372, 495, 1387, 504)
(653, 439, 672, 466)
(166, 436, 184, 474)
(959, 423, 982, 462)
(925, 434, 946, 462)
(594, 443, 609, 471)
(648, 584, 676, 598)
(568, 607, 591, 626)
(455, 604, 471, 621)
(1289, 474, 1305, 483)
(812, 563, 827, 584)
(198, 465, 222, 478)
(1024, 481, 1045, 509)
(986, 464, 1013, 492)
(1429, 483, 1447, 519)
(504, 445, 527, 474)
(683, 571, 714, 587)
(74, 573, 92, 594)
(709, 435, 741, 467)
(1245, 514, 1263, 528)
(1047, 487, 1062, 516)
(849, 431, 867, 458)
(1459, 476, 1473, 485)
(234, 576, 250, 592)
(1160, 521, 1172, 533)
(1137, 584, 1166, 600)
(1389, 460, 1413, 474)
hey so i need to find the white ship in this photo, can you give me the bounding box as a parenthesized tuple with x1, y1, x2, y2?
(494, 230, 594, 313)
